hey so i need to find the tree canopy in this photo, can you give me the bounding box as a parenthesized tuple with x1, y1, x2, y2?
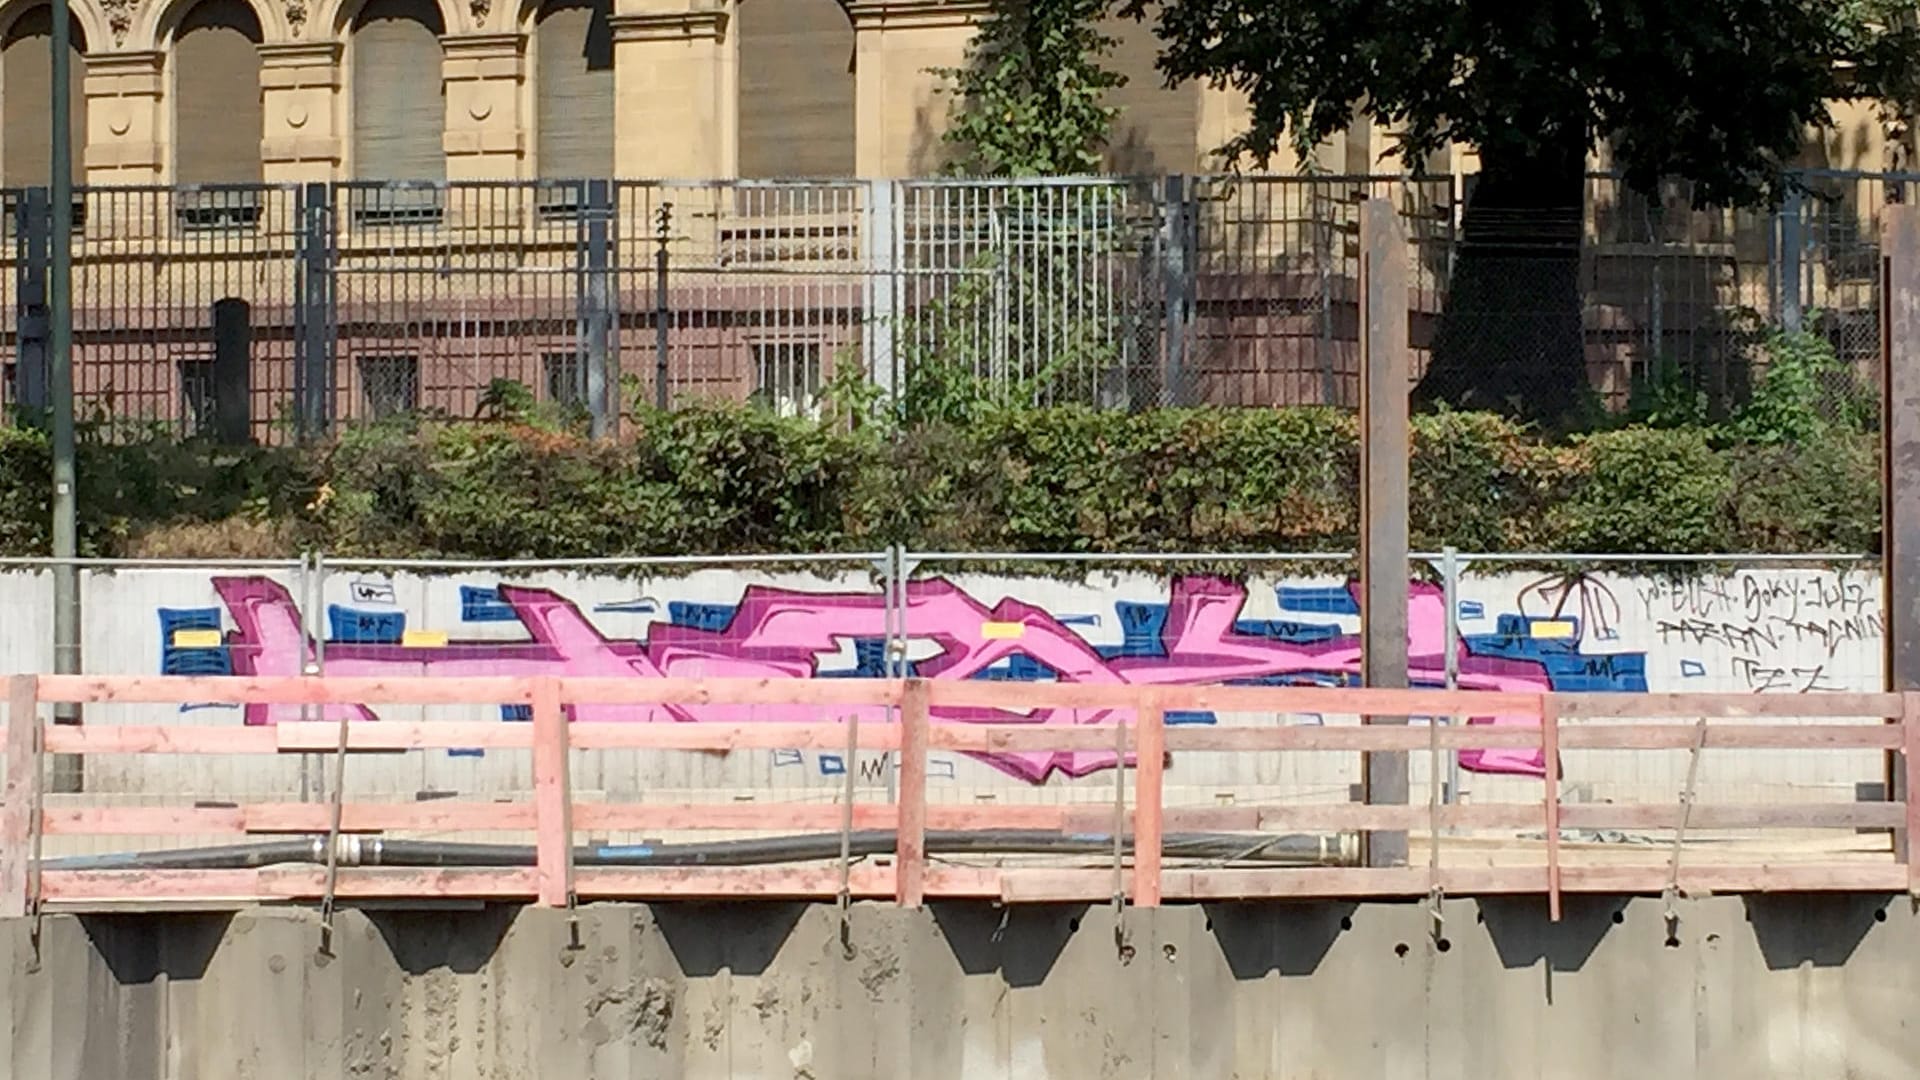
(1126, 0, 1920, 423)
(1126, 0, 1920, 202)
(938, 0, 1127, 176)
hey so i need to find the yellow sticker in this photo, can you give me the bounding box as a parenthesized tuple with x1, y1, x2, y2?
(1530, 619, 1576, 640)
(981, 621, 1026, 640)
(402, 629, 450, 648)
(171, 628, 222, 648)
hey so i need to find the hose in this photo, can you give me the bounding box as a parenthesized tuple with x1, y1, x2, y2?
(40, 830, 1356, 873)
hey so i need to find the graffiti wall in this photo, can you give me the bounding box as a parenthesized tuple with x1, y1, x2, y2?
(0, 564, 1887, 805)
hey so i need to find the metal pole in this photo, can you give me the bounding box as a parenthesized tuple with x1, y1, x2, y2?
(653, 202, 672, 411)
(49, 0, 81, 794)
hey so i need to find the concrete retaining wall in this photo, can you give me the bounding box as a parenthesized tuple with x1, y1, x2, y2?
(3, 894, 1916, 1078)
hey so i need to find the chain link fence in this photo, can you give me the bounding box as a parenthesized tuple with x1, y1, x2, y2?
(0, 171, 1904, 439)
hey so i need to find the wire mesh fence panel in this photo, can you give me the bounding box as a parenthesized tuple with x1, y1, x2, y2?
(894, 178, 1159, 409)
(614, 181, 869, 415)
(330, 181, 593, 427)
(1187, 175, 1453, 408)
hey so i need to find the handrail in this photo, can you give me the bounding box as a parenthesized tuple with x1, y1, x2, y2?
(2, 674, 1913, 916)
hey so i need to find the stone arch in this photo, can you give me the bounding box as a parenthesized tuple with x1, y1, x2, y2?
(318, 0, 464, 38)
(0, 0, 106, 54)
(129, 0, 288, 50)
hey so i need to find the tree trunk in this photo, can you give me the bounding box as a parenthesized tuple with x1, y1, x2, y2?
(1414, 140, 1588, 425)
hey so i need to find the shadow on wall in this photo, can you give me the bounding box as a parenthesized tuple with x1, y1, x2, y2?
(930, 901, 1091, 987)
(81, 912, 233, 985)
(653, 902, 812, 978)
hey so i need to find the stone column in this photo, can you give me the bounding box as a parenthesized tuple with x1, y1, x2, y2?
(441, 32, 526, 181)
(258, 41, 344, 184)
(608, 0, 735, 179)
(843, 0, 986, 178)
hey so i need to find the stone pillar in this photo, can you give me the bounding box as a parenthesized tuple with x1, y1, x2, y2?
(81, 51, 165, 238)
(609, 0, 735, 179)
(82, 51, 164, 186)
(259, 42, 344, 184)
(441, 33, 526, 181)
(844, 0, 986, 178)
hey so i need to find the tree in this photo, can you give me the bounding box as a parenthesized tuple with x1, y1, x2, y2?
(937, 0, 1127, 176)
(1124, 0, 1920, 423)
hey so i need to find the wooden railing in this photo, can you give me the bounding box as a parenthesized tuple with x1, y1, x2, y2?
(1, 674, 1915, 916)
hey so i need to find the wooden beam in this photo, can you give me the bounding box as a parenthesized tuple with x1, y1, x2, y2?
(1556, 692, 1900, 720)
(894, 679, 930, 907)
(1906, 692, 1920, 888)
(0, 676, 41, 917)
(530, 677, 572, 908)
(1542, 695, 1562, 921)
(1132, 702, 1166, 907)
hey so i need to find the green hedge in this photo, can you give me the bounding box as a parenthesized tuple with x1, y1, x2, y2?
(0, 404, 1879, 560)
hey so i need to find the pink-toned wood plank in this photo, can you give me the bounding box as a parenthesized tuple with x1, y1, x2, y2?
(40, 869, 272, 903)
(531, 677, 572, 908)
(568, 723, 900, 752)
(274, 722, 533, 753)
(895, 679, 930, 907)
(1133, 703, 1166, 908)
(924, 680, 1542, 717)
(0, 675, 41, 918)
(1542, 695, 1562, 922)
(42, 805, 249, 836)
(1558, 724, 1902, 751)
(257, 866, 540, 899)
(243, 801, 536, 833)
(1555, 692, 1900, 720)
(573, 803, 899, 832)
(558, 677, 906, 708)
(1557, 802, 1905, 831)
(999, 869, 1131, 903)
(42, 726, 280, 755)
(35, 675, 539, 706)
(1906, 692, 1920, 891)
(572, 866, 898, 900)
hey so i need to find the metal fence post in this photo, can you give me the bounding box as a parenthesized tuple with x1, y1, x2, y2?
(1780, 186, 1805, 332)
(653, 202, 673, 411)
(294, 182, 335, 441)
(1159, 175, 1193, 406)
(582, 179, 617, 439)
(13, 188, 49, 418)
(864, 179, 898, 406)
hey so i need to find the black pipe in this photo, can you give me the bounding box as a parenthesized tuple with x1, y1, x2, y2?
(40, 830, 1349, 873)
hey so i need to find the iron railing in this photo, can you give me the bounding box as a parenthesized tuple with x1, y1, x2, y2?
(0, 171, 1902, 440)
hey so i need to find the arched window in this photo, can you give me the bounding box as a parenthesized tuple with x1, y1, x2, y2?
(351, 0, 444, 221)
(534, 0, 611, 181)
(2, 7, 86, 188)
(174, 0, 264, 227)
(736, 0, 853, 178)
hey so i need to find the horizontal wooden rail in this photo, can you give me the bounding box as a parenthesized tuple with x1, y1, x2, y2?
(3, 674, 1913, 914)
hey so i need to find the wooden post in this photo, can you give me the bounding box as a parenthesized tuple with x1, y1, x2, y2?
(1, 676, 41, 918)
(1541, 695, 1562, 921)
(1885, 204, 1920, 857)
(1359, 197, 1411, 868)
(1906, 692, 1920, 894)
(531, 677, 572, 908)
(894, 679, 929, 907)
(1131, 699, 1165, 907)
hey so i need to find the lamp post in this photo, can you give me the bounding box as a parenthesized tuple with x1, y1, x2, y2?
(49, 0, 80, 791)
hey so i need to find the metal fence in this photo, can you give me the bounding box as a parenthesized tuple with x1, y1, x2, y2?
(0, 170, 1902, 440)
